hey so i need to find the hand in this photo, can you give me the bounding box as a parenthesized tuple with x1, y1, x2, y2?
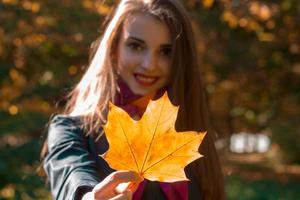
(82, 170, 143, 200)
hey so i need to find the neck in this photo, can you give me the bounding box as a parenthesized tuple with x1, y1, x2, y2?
(131, 91, 156, 116)
(115, 78, 166, 117)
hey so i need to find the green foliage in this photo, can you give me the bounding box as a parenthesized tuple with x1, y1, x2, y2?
(226, 175, 300, 200)
(0, 111, 48, 135)
(272, 118, 300, 163)
(190, 0, 300, 165)
(0, 139, 50, 199)
(0, 0, 107, 198)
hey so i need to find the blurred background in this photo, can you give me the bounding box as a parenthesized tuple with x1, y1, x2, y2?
(1, 0, 300, 199)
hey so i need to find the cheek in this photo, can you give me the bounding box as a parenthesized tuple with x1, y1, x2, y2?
(118, 49, 140, 72)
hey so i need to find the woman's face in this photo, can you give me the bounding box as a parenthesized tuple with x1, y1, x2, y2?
(116, 12, 172, 96)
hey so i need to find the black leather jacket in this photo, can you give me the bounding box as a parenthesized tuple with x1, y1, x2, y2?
(44, 115, 201, 200)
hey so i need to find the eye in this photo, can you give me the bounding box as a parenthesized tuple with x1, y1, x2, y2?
(127, 42, 143, 51)
(160, 47, 172, 57)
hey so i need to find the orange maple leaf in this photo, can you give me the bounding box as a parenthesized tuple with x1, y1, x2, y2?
(101, 92, 206, 182)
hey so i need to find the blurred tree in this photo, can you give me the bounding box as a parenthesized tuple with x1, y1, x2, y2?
(185, 0, 300, 163)
(0, 0, 109, 198)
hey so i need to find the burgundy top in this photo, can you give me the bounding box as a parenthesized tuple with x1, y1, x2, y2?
(115, 79, 188, 200)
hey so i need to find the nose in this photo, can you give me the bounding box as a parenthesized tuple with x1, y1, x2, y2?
(141, 51, 157, 71)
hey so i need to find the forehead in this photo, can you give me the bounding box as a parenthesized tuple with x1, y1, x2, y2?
(121, 12, 171, 44)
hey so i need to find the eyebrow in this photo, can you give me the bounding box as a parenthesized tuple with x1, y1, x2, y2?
(128, 36, 172, 48)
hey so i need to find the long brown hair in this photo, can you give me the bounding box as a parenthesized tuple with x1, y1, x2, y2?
(64, 0, 225, 198)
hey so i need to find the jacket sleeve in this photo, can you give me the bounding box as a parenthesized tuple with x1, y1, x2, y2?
(43, 115, 100, 200)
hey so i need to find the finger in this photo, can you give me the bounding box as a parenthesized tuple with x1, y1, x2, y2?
(110, 191, 132, 200)
(127, 181, 140, 193)
(115, 182, 131, 194)
(114, 172, 144, 193)
(93, 171, 142, 199)
(105, 171, 141, 189)
(117, 180, 141, 193)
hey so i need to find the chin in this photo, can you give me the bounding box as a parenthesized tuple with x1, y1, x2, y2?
(133, 89, 152, 96)
(131, 86, 155, 96)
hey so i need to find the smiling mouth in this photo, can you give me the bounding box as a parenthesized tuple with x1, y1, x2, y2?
(134, 73, 158, 86)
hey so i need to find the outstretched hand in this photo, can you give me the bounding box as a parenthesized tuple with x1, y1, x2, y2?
(82, 171, 143, 200)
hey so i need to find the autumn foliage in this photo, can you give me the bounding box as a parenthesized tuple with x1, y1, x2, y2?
(103, 93, 205, 182)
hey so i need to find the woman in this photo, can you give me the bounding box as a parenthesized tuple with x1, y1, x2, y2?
(42, 0, 225, 199)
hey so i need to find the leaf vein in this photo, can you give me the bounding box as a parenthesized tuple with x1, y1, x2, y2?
(142, 135, 201, 173)
(141, 98, 166, 172)
(117, 116, 140, 172)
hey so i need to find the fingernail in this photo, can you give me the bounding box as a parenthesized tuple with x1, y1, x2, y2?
(128, 182, 136, 190)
